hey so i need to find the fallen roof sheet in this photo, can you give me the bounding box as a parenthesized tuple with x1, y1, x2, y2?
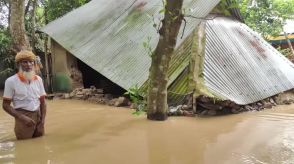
(42, 0, 220, 90)
(204, 17, 294, 104)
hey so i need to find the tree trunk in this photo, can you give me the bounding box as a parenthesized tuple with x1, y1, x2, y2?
(31, 0, 37, 52)
(10, 0, 31, 52)
(147, 0, 184, 121)
(43, 3, 52, 93)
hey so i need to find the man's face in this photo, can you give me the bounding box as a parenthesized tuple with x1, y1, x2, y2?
(19, 60, 34, 72)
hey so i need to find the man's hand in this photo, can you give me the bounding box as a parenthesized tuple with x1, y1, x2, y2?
(33, 119, 45, 137)
(19, 115, 36, 127)
(40, 118, 45, 126)
(3, 99, 36, 127)
(36, 121, 44, 131)
(38, 117, 45, 129)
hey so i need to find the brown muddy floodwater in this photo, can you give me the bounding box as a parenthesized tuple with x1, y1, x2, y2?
(0, 99, 294, 164)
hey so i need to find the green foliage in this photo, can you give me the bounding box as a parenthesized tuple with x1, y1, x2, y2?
(240, 0, 294, 39)
(0, 0, 91, 78)
(25, 9, 44, 52)
(45, 0, 90, 22)
(159, 0, 167, 13)
(124, 85, 146, 115)
(159, 8, 165, 14)
(0, 27, 14, 76)
(143, 36, 153, 57)
(220, 0, 236, 15)
(0, 27, 11, 55)
(276, 46, 292, 58)
(53, 73, 72, 92)
(213, 0, 240, 16)
(273, 0, 294, 20)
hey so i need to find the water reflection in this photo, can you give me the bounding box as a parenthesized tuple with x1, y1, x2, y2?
(0, 100, 293, 164)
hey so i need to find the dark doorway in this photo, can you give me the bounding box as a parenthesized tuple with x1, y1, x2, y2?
(77, 59, 126, 96)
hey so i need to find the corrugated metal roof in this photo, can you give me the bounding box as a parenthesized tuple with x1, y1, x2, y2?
(204, 17, 294, 104)
(42, 1, 294, 105)
(42, 0, 220, 90)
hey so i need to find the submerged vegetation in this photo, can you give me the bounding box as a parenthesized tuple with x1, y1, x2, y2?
(124, 85, 146, 115)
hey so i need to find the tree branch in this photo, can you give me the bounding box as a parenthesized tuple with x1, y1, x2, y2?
(181, 17, 187, 39)
(25, 0, 32, 16)
(184, 14, 217, 20)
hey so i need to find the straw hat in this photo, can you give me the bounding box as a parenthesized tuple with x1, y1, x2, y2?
(15, 50, 36, 63)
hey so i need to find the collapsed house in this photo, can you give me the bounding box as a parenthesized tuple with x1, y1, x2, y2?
(41, 0, 294, 111)
(42, 0, 220, 96)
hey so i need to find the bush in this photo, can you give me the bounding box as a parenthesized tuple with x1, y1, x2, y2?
(0, 26, 14, 85)
(52, 73, 72, 92)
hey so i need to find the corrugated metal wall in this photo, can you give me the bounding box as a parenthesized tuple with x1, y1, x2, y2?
(204, 17, 294, 104)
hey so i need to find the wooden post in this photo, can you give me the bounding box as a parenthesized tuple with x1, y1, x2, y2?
(284, 31, 294, 57)
(44, 36, 51, 92)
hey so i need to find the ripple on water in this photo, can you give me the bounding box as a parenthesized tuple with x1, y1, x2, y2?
(0, 118, 14, 142)
(244, 113, 294, 164)
(1, 100, 294, 164)
(257, 112, 294, 122)
(239, 154, 267, 164)
(0, 142, 14, 151)
(0, 142, 15, 163)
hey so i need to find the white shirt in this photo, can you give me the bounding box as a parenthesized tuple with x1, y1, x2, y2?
(3, 74, 46, 111)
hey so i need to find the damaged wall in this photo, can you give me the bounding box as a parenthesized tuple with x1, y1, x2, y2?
(51, 40, 83, 92)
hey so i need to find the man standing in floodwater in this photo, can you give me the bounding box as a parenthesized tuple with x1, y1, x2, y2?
(2, 50, 47, 140)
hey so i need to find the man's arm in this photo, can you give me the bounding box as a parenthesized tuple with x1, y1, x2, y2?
(2, 99, 36, 126)
(37, 76, 47, 124)
(3, 99, 22, 119)
(39, 96, 46, 124)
